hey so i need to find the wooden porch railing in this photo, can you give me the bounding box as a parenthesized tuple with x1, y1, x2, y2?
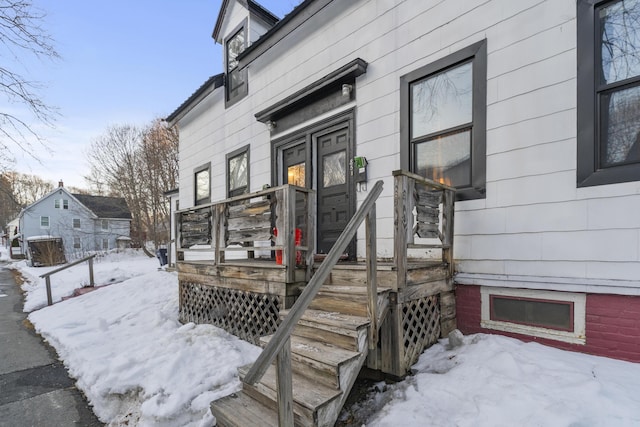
(243, 180, 384, 426)
(39, 254, 96, 306)
(176, 184, 315, 283)
(393, 170, 456, 282)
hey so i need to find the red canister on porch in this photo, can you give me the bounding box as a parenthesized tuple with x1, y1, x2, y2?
(273, 227, 302, 265)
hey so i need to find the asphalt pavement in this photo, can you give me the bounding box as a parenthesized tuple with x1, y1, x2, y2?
(0, 261, 102, 427)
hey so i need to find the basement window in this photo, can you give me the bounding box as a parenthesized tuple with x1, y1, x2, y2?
(481, 287, 586, 345)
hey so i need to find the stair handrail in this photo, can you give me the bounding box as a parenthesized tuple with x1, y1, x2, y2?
(39, 254, 96, 306)
(243, 180, 383, 423)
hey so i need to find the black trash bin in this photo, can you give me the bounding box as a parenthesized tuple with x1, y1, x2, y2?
(156, 248, 168, 266)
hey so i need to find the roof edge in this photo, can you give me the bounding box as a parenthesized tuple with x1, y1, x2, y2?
(237, 0, 333, 70)
(165, 74, 224, 125)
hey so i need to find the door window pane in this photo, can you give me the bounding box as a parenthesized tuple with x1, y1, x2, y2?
(601, 85, 640, 167)
(287, 163, 306, 187)
(599, 0, 640, 84)
(323, 151, 346, 187)
(411, 61, 473, 138)
(415, 129, 471, 187)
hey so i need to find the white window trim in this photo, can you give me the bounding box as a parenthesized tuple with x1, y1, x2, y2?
(40, 216, 50, 228)
(480, 286, 586, 345)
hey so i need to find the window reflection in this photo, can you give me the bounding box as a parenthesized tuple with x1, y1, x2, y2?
(323, 151, 346, 187)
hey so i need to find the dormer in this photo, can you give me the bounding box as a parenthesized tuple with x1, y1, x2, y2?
(212, 0, 279, 107)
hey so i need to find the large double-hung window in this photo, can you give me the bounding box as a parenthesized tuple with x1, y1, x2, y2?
(578, 0, 640, 186)
(401, 40, 487, 200)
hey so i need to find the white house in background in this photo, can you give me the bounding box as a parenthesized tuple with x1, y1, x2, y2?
(167, 0, 640, 365)
(19, 182, 132, 259)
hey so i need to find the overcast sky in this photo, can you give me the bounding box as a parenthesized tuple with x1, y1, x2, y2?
(9, 0, 298, 188)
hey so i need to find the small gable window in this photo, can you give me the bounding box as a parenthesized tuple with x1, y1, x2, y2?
(40, 216, 49, 228)
(225, 21, 248, 106)
(63, 199, 69, 209)
(54, 199, 60, 209)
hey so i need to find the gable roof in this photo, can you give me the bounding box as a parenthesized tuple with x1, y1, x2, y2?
(72, 194, 132, 219)
(237, 0, 333, 70)
(212, 0, 279, 42)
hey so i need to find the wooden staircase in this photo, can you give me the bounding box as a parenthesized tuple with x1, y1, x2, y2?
(211, 283, 389, 426)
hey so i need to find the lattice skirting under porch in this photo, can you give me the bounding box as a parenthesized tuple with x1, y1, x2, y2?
(179, 281, 280, 345)
(402, 294, 441, 368)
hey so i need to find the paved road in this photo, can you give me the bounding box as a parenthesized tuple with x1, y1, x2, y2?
(0, 261, 102, 427)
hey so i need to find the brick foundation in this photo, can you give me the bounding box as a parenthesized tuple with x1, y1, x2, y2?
(455, 284, 640, 363)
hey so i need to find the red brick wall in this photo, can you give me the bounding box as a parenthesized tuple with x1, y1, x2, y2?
(455, 284, 640, 363)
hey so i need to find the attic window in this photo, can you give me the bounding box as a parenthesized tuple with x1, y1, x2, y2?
(63, 199, 69, 209)
(225, 21, 248, 106)
(54, 199, 60, 209)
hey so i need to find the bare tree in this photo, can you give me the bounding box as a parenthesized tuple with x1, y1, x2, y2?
(0, 170, 53, 228)
(85, 121, 178, 249)
(0, 0, 59, 170)
(140, 119, 179, 245)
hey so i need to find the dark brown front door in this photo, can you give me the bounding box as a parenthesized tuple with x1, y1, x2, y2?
(315, 125, 353, 255)
(277, 116, 355, 258)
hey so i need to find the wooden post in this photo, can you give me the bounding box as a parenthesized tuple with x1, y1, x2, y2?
(45, 276, 52, 306)
(276, 338, 294, 427)
(88, 257, 95, 286)
(393, 173, 411, 291)
(442, 188, 455, 276)
(366, 204, 378, 350)
(305, 189, 316, 282)
(284, 185, 297, 283)
(216, 204, 226, 265)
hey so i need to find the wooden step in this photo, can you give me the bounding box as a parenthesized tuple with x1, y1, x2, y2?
(308, 285, 389, 317)
(238, 363, 343, 427)
(281, 309, 369, 351)
(211, 391, 278, 427)
(259, 334, 360, 389)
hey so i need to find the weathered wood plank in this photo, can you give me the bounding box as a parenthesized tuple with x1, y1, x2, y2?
(366, 205, 378, 350)
(227, 228, 273, 244)
(416, 208, 439, 223)
(227, 214, 271, 231)
(397, 279, 452, 303)
(394, 174, 410, 290)
(414, 222, 439, 239)
(414, 185, 442, 207)
(276, 338, 294, 427)
(181, 211, 210, 222)
(228, 199, 271, 217)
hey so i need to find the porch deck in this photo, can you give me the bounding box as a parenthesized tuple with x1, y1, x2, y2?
(175, 170, 456, 426)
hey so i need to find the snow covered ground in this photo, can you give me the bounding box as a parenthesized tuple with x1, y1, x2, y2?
(3, 246, 640, 426)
